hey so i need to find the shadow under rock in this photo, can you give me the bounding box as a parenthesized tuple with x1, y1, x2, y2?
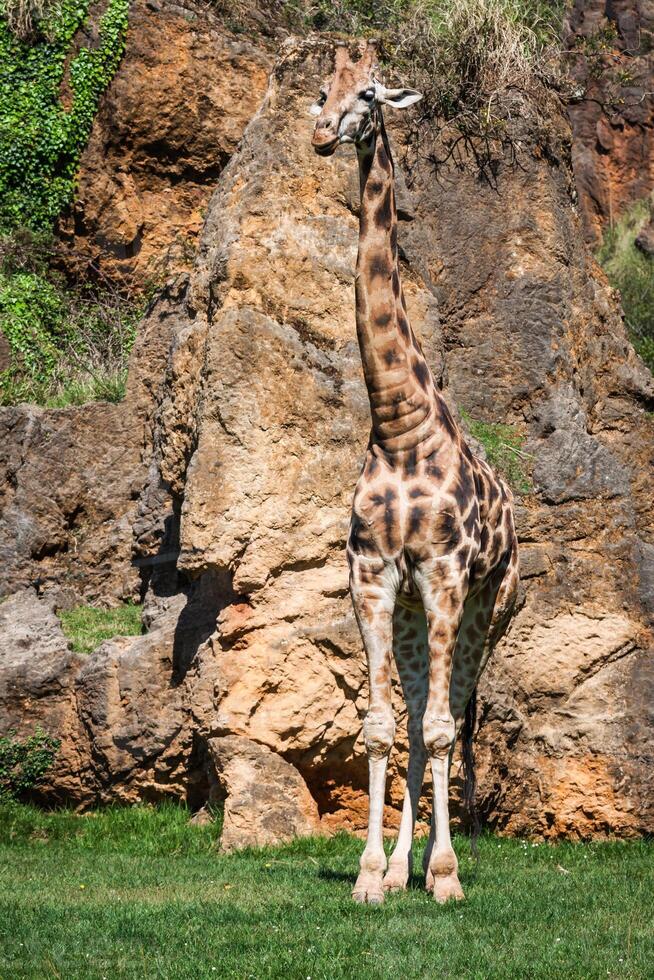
(171, 569, 235, 685)
(134, 501, 237, 686)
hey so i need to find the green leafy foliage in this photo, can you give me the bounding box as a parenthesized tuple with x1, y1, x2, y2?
(597, 198, 654, 374)
(0, 0, 133, 406)
(59, 602, 143, 655)
(0, 229, 141, 406)
(461, 409, 532, 494)
(0, 729, 60, 802)
(0, 267, 63, 380)
(0, 0, 129, 231)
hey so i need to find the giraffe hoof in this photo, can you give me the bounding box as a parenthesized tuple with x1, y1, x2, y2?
(383, 865, 409, 892)
(431, 873, 465, 904)
(352, 872, 385, 905)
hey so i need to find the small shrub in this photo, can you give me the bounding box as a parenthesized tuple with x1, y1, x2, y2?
(563, 19, 646, 112)
(461, 409, 532, 494)
(0, 229, 140, 407)
(0, 728, 60, 802)
(597, 198, 654, 374)
(0, 268, 65, 381)
(0, 225, 54, 275)
(60, 602, 143, 655)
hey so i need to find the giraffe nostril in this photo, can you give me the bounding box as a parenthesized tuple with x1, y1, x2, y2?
(312, 115, 339, 152)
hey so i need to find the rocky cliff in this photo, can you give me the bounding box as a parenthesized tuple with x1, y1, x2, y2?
(1, 17, 653, 842)
(567, 0, 654, 242)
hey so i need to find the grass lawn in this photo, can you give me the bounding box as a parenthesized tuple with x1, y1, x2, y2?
(0, 804, 651, 979)
(58, 603, 142, 655)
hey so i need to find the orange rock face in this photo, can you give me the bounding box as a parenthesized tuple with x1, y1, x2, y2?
(57, 0, 272, 288)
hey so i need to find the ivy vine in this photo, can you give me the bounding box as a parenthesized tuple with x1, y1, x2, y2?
(0, 268, 64, 380)
(0, 0, 129, 232)
(0, 0, 131, 406)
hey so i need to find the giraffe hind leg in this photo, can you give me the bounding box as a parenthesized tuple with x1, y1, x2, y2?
(422, 554, 519, 884)
(451, 552, 519, 724)
(414, 572, 467, 904)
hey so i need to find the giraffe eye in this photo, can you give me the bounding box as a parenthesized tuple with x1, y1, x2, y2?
(360, 89, 375, 102)
(317, 91, 327, 105)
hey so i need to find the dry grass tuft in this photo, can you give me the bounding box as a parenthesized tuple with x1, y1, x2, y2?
(306, 0, 563, 177)
(395, 0, 554, 109)
(390, 1, 562, 173)
(1, 0, 54, 39)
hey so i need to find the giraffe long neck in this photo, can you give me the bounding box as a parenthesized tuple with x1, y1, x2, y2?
(355, 112, 437, 456)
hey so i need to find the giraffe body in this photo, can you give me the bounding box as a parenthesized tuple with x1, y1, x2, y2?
(311, 41, 519, 904)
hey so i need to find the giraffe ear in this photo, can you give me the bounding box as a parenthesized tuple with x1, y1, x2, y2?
(374, 83, 423, 109)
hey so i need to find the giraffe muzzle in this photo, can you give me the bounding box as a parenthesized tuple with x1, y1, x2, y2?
(312, 134, 339, 156)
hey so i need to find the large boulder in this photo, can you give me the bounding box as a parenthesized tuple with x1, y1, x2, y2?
(132, 36, 654, 837)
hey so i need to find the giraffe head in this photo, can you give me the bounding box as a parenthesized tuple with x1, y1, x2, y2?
(310, 40, 422, 156)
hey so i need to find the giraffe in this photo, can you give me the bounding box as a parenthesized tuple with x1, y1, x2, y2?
(310, 40, 519, 905)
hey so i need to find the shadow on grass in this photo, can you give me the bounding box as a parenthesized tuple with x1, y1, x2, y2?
(317, 867, 356, 885)
(318, 865, 438, 894)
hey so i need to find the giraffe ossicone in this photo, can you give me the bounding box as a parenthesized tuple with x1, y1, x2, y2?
(310, 40, 519, 904)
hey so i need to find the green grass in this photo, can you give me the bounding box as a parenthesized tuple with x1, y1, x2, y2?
(597, 198, 654, 374)
(461, 409, 532, 494)
(0, 370, 128, 407)
(59, 602, 142, 655)
(0, 803, 652, 979)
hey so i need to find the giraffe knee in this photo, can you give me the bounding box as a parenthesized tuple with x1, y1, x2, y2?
(423, 712, 455, 758)
(363, 709, 395, 758)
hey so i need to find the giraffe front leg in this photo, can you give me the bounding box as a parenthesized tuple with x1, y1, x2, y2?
(383, 714, 426, 892)
(425, 731, 464, 903)
(383, 605, 428, 892)
(350, 568, 396, 906)
(417, 573, 466, 903)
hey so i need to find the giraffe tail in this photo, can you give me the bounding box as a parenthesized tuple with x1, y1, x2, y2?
(461, 686, 481, 862)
